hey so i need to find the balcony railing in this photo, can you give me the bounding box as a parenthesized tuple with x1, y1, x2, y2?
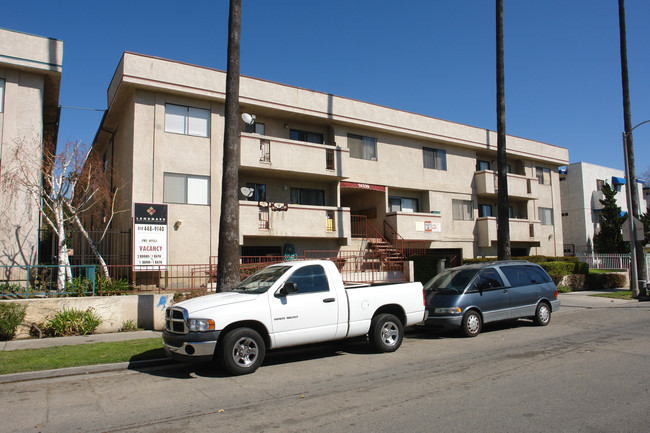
(240, 134, 342, 176)
(474, 170, 537, 199)
(239, 201, 350, 241)
(477, 217, 541, 248)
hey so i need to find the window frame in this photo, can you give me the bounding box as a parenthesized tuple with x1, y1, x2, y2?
(290, 129, 324, 144)
(290, 188, 325, 206)
(389, 196, 419, 213)
(246, 183, 266, 201)
(452, 199, 474, 221)
(423, 147, 447, 170)
(163, 172, 210, 205)
(536, 166, 551, 185)
(164, 103, 210, 137)
(347, 133, 377, 161)
(478, 204, 493, 218)
(539, 207, 553, 225)
(0, 78, 4, 113)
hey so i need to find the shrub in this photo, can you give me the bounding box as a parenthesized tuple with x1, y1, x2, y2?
(66, 277, 93, 297)
(39, 308, 101, 337)
(541, 261, 588, 277)
(557, 285, 572, 293)
(585, 273, 628, 290)
(0, 303, 26, 340)
(173, 289, 209, 303)
(119, 319, 139, 332)
(96, 276, 134, 296)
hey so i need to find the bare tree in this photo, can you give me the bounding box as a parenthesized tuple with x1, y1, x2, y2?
(496, 0, 511, 260)
(216, 0, 242, 292)
(2, 139, 124, 291)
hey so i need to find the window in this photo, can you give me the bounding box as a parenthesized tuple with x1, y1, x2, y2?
(423, 147, 447, 170)
(478, 204, 492, 218)
(389, 197, 418, 213)
(539, 207, 553, 225)
(290, 188, 324, 206)
(536, 167, 551, 185)
(475, 269, 504, 290)
(477, 160, 490, 171)
(164, 104, 210, 137)
(163, 173, 210, 205)
(348, 134, 377, 161)
(452, 199, 473, 221)
(0, 78, 4, 112)
(245, 122, 265, 135)
(290, 129, 324, 144)
(285, 265, 330, 294)
(246, 183, 266, 201)
(596, 179, 605, 191)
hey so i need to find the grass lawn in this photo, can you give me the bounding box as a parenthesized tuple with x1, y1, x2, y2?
(0, 338, 164, 375)
(589, 291, 634, 300)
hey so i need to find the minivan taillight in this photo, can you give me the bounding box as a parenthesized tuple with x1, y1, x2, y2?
(553, 289, 558, 298)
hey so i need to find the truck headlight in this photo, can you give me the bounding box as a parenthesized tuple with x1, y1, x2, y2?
(189, 318, 215, 332)
(433, 307, 462, 314)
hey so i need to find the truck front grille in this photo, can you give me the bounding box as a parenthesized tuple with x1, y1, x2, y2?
(165, 307, 188, 334)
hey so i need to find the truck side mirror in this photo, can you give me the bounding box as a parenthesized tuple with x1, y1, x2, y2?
(277, 282, 298, 296)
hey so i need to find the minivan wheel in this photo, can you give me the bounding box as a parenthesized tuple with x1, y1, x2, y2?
(461, 310, 482, 337)
(534, 302, 551, 326)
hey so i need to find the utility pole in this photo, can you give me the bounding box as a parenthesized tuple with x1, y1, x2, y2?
(618, 0, 647, 298)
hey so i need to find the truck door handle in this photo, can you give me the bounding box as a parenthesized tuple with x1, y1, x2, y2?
(323, 298, 336, 303)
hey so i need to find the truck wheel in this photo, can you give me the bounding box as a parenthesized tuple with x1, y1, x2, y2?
(219, 328, 265, 375)
(369, 313, 403, 352)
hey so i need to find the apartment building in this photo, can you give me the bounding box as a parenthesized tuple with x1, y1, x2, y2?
(560, 162, 647, 255)
(0, 28, 63, 267)
(92, 52, 568, 266)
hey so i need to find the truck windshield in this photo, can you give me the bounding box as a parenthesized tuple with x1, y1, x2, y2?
(423, 268, 479, 294)
(234, 265, 292, 294)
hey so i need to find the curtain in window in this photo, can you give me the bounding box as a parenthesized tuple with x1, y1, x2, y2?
(423, 148, 435, 169)
(363, 136, 376, 160)
(453, 200, 473, 220)
(163, 173, 186, 203)
(187, 176, 209, 205)
(165, 104, 187, 134)
(188, 107, 210, 137)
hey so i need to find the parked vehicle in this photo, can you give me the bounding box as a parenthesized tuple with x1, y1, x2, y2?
(423, 261, 559, 337)
(163, 260, 426, 375)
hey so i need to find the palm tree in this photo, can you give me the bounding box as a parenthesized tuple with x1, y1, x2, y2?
(496, 0, 511, 260)
(217, 0, 242, 292)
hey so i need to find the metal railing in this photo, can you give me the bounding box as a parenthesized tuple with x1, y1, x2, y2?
(575, 253, 631, 270)
(383, 220, 426, 258)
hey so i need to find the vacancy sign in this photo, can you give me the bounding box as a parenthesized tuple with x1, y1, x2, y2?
(134, 203, 168, 271)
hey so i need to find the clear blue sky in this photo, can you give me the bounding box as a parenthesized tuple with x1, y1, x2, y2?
(3, 0, 649, 177)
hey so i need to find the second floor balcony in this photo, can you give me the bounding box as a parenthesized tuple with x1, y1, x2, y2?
(476, 217, 541, 248)
(474, 170, 538, 200)
(239, 201, 351, 243)
(240, 134, 344, 178)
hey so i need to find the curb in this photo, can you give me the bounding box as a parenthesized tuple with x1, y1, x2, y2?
(0, 357, 175, 384)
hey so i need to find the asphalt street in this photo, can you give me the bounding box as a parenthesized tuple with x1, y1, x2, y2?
(1, 292, 649, 433)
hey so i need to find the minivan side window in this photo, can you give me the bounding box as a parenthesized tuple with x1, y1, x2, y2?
(500, 266, 531, 287)
(475, 269, 504, 290)
(525, 266, 552, 284)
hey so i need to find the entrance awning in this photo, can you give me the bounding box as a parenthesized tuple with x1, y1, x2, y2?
(340, 181, 386, 192)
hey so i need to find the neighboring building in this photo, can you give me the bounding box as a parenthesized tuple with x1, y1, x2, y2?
(559, 162, 647, 255)
(92, 52, 568, 267)
(0, 28, 62, 267)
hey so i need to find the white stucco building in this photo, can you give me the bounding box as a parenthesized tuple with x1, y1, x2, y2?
(559, 162, 647, 255)
(0, 28, 62, 267)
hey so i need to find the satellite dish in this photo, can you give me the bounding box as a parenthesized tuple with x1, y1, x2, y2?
(240, 187, 253, 198)
(241, 113, 256, 125)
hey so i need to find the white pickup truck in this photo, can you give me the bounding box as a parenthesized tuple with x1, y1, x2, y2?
(163, 260, 426, 375)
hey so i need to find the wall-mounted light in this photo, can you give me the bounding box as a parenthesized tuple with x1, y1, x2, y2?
(174, 220, 183, 231)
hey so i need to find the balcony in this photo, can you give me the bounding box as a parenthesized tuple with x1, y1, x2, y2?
(240, 134, 344, 178)
(239, 201, 350, 242)
(474, 170, 537, 200)
(384, 212, 442, 240)
(476, 217, 541, 248)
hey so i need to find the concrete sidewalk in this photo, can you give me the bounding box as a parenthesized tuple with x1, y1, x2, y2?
(0, 330, 163, 352)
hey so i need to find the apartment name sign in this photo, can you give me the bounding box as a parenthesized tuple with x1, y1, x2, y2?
(133, 203, 168, 271)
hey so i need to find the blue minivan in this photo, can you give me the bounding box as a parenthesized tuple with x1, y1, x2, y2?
(423, 261, 560, 337)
